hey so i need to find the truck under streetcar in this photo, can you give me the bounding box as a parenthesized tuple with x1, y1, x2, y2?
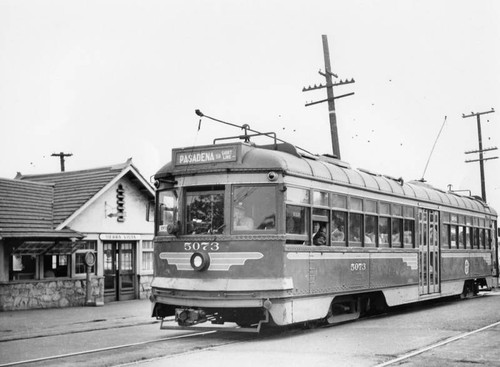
(149, 139, 498, 332)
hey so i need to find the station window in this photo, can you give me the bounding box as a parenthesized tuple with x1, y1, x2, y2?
(349, 213, 363, 246)
(141, 240, 154, 271)
(332, 211, 347, 246)
(364, 215, 378, 247)
(43, 255, 69, 278)
(75, 240, 97, 275)
(11, 255, 36, 280)
(378, 217, 390, 247)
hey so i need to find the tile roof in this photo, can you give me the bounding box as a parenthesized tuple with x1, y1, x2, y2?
(0, 178, 61, 237)
(16, 160, 132, 227)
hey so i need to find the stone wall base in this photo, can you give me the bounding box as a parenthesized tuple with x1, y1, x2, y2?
(0, 277, 105, 311)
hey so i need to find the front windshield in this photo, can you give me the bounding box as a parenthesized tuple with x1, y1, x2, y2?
(186, 189, 225, 234)
(232, 185, 276, 231)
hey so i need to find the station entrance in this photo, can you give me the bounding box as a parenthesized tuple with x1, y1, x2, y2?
(103, 241, 137, 302)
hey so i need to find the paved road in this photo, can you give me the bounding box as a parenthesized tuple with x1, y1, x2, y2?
(141, 293, 500, 367)
(1, 293, 499, 367)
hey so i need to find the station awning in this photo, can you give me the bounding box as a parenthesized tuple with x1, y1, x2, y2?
(12, 240, 87, 256)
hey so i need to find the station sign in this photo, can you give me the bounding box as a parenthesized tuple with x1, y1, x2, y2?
(99, 234, 141, 241)
(175, 146, 237, 166)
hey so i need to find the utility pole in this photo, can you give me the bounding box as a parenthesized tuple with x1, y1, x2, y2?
(462, 108, 497, 202)
(303, 35, 355, 159)
(51, 152, 73, 172)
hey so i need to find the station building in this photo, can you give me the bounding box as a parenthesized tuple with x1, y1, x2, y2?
(0, 159, 155, 311)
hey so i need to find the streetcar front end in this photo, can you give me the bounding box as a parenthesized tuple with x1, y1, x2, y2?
(150, 143, 291, 331)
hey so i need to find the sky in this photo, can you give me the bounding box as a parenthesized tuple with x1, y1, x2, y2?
(1, 0, 499, 212)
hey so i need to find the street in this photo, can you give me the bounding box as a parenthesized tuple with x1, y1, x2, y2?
(1, 292, 499, 367)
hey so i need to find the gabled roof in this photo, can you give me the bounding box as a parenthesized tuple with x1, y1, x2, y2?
(0, 178, 82, 239)
(0, 178, 54, 234)
(16, 158, 155, 230)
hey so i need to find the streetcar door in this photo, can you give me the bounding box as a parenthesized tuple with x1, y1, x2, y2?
(103, 242, 137, 302)
(418, 209, 440, 295)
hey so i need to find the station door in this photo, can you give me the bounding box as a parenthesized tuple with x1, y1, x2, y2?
(418, 209, 440, 295)
(103, 241, 136, 302)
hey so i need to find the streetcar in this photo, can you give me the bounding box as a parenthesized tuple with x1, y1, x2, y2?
(150, 126, 498, 332)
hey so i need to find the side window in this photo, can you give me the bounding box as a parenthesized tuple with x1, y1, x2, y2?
(441, 224, 449, 249)
(158, 190, 179, 233)
(458, 226, 465, 249)
(379, 217, 390, 247)
(364, 215, 378, 247)
(466, 227, 472, 248)
(312, 208, 329, 246)
(486, 229, 491, 249)
(286, 205, 309, 236)
(479, 228, 485, 249)
(332, 211, 347, 246)
(349, 213, 363, 247)
(403, 219, 415, 248)
(473, 228, 480, 249)
(392, 218, 403, 248)
(450, 225, 457, 248)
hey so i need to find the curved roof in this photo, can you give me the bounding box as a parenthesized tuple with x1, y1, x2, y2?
(156, 142, 497, 216)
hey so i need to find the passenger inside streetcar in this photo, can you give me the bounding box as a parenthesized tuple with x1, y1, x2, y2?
(233, 204, 255, 230)
(313, 222, 327, 246)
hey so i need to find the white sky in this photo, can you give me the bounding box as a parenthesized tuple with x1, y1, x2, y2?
(1, 0, 499, 212)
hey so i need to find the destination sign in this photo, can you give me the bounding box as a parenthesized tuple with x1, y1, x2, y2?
(175, 147, 237, 165)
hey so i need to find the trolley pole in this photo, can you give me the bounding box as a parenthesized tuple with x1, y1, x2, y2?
(51, 152, 73, 172)
(462, 108, 497, 202)
(303, 35, 355, 159)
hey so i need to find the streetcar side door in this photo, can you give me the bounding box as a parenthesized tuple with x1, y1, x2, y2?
(418, 209, 441, 295)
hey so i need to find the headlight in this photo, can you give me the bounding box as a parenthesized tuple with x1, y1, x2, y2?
(190, 252, 210, 271)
